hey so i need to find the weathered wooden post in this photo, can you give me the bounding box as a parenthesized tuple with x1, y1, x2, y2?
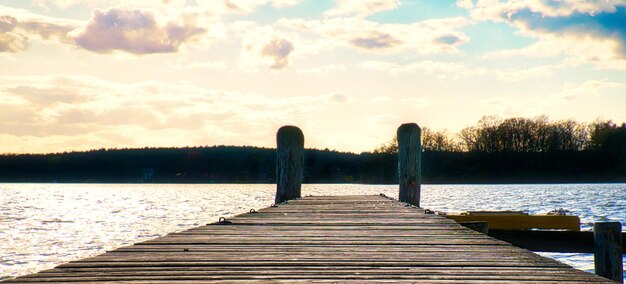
(275, 126, 304, 204)
(593, 222, 624, 283)
(397, 123, 421, 207)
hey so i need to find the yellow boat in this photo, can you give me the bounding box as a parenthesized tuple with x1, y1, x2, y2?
(445, 209, 580, 231)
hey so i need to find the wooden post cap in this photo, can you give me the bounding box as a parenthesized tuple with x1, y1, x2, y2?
(398, 123, 420, 135)
(277, 126, 304, 147)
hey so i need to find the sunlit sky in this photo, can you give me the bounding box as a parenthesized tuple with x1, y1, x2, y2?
(1, 0, 625, 154)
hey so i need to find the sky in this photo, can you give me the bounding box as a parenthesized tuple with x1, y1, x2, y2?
(1, 0, 625, 154)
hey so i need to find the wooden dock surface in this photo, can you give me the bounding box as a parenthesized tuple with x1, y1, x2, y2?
(4, 195, 615, 283)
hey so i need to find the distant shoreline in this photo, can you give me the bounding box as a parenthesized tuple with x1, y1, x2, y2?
(0, 146, 624, 184)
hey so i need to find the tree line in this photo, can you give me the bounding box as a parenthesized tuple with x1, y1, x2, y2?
(0, 116, 624, 184)
(375, 116, 626, 154)
(0, 146, 395, 183)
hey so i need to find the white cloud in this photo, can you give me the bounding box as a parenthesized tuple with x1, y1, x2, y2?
(361, 60, 481, 77)
(33, 0, 304, 15)
(458, 0, 626, 69)
(0, 75, 361, 153)
(0, 16, 28, 52)
(4, 1, 469, 58)
(17, 20, 75, 44)
(494, 62, 569, 82)
(486, 34, 626, 70)
(277, 16, 470, 55)
(478, 78, 626, 117)
(350, 33, 402, 50)
(456, 0, 474, 9)
(0, 3, 230, 55)
(361, 59, 570, 82)
(558, 79, 625, 100)
(261, 37, 294, 69)
(0, 6, 80, 53)
(72, 8, 205, 54)
(237, 25, 296, 71)
(460, 0, 625, 19)
(325, 0, 401, 17)
(219, 0, 304, 13)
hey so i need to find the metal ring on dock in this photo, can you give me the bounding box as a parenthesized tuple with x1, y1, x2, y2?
(218, 217, 232, 224)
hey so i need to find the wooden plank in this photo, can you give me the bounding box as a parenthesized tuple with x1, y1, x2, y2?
(30, 268, 603, 278)
(10, 276, 603, 283)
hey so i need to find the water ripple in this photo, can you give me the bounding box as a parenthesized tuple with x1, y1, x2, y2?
(0, 183, 624, 280)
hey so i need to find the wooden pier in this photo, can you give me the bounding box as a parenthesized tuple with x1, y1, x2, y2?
(3, 124, 622, 283)
(4, 195, 615, 283)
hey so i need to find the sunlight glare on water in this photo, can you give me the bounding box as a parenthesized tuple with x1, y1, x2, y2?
(1, 183, 624, 281)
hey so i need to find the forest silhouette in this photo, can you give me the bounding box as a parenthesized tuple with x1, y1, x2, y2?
(0, 116, 624, 184)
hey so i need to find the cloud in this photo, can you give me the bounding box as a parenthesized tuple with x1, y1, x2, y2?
(325, 92, 350, 103)
(350, 33, 402, 50)
(325, 0, 401, 17)
(434, 35, 463, 45)
(237, 25, 296, 71)
(459, 1, 626, 69)
(361, 59, 569, 82)
(0, 75, 362, 153)
(511, 6, 626, 54)
(3, 2, 466, 57)
(0, 16, 28, 52)
(277, 16, 470, 55)
(460, 0, 624, 19)
(33, 0, 116, 10)
(495, 63, 564, 82)
(73, 8, 205, 54)
(261, 37, 294, 69)
(6, 85, 91, 106)
(558, 79, 625, 100)
(0, 6, 80, 52)
(0, 8, 78, 53)
(476, 77, 626, 119)
(0, 4, 227, 55)
(17, 21, 75, 43)
(32, 0, 303, 14)
(221, 0, 304, 13)
(456, 0, 474, 9)
(0, 15, 17, 32)
(361, 60, 477, 77)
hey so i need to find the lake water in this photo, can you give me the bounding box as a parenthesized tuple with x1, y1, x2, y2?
(1, 183, 625, 281)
